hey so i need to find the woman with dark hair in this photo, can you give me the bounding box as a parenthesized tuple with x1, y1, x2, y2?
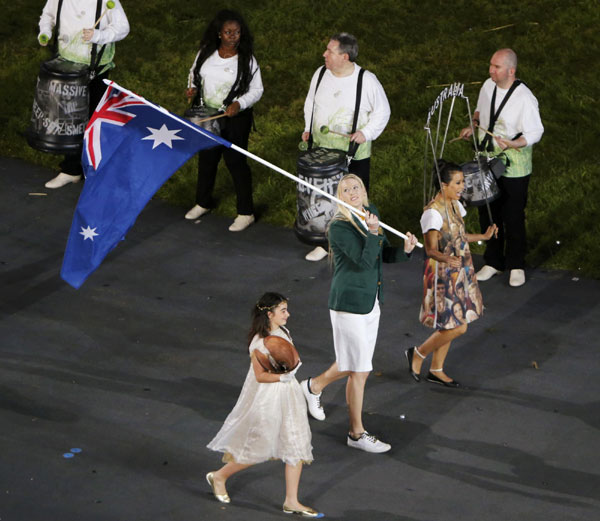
(206, 292, 323, 517)
(449, 301, 467, 328)
(301, 174, 417, 453)
(406, 160, 497, 387)
(184, 10, 263, 232)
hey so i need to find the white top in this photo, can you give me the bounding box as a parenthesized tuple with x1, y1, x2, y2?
(39, 0, 129, 66)
(303, 64, 391, 160)
(421, 202, 466, 233)
(187, 50, 263, 111)
(476, 78, 544, 146)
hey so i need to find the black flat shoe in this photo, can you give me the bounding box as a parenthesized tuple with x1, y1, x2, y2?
(405, 347, 421, 382)
(426, 372, 461, 388)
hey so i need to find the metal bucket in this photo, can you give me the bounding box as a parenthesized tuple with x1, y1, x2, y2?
(184, 105, 222, 136)
(460, 160, 501, 207)
(26, 57, 90, 154)
(294, 147, 348, 246)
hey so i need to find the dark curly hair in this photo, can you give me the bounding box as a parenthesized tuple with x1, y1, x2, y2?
(193, 10, 256, 107)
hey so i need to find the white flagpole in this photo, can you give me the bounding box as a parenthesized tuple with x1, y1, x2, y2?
(232, 144, 422, 247)
(105, 80, 422, 248)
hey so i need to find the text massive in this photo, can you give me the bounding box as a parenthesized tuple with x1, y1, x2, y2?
(48, 82, 88, 97)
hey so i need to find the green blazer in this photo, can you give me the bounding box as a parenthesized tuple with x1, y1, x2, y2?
(328, 204, 410, 314)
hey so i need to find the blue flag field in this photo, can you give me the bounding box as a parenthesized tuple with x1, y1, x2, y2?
(60, 84, 229, 289)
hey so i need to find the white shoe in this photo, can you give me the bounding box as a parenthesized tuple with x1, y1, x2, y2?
(185, 204, 210, 220)
(509, 269, 526, 287)
(305, 246, 328, 262)
(347, 431, 391, 453)
(476, 265, 501, 281)
(44, 172, 81, 189)
(228, 214, 255, 232)
(300, 379, 325, 421)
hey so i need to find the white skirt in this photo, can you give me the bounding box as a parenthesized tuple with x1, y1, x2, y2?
(330, 298, 381, 372)
(207, 367, 313, 466)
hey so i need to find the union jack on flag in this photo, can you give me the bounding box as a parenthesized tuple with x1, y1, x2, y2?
(84, 86, 145, 170)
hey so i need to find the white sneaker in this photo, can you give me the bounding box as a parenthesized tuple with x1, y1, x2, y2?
(509, 269, 526, 287)
(228, 214, 255, 232)
(44, 172, 81, 189)
(300, 379, 325, 421)
(476, 265, 501, 281)
(305, 246, 328, 262)
(347, 431, 391, 453)
(185, 204, 210, 220)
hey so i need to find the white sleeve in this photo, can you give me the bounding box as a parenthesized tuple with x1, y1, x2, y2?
(520, 93, 544, 146)
(359, 71, 391, 142)
(420, 208, 443, 234)
(457, 201, 467, 218)
(249, 335, 266, 355)
(90, 0, 130, 45)
(475, 78, 493, 128)
(236, 57, 264, 110)
(38, 0, 58, 39)
(303, 68, 322, 133)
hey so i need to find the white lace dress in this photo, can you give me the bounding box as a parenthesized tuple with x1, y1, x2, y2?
(207, 328, 313, 466)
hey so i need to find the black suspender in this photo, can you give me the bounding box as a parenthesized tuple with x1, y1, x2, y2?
(480, 79, 522, 152)
(88, 0, 106, 79)
(307, 66, 327, 150)
(53, 0, 64, 56)
(347, 68, 366, 159)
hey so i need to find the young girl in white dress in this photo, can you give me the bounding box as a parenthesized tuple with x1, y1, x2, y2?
(206, 292, 323, 518)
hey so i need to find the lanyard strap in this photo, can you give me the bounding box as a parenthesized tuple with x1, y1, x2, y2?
(88, 0, 105, 78)
(480, 79, 521, 151)
(346, 67, 365, 159)
(307, 65, 327, 149)
(53, 0, 65, 56)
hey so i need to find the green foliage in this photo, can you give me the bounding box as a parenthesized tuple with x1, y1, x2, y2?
(2, 0, 599, 276)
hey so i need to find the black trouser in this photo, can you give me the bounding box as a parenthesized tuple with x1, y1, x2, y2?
(195, 109, 254, 215)
(348, 157, 371, 191)
(478, 175, 530, 271)
(60, 71, 110, 176)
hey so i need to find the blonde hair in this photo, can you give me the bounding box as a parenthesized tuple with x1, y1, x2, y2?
(329, 174, 369, 237)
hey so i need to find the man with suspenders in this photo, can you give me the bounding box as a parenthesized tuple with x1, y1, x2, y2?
(301, 33, 391, 261)
(460, 48, 544, 287)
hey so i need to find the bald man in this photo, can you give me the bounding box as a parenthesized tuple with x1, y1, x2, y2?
(460, 48, 543, 287)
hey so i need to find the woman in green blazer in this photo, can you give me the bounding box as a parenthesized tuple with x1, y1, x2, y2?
(300, 174, 417, 453)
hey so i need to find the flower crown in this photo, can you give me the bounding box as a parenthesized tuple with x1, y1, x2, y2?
(256, 300, 286, 312)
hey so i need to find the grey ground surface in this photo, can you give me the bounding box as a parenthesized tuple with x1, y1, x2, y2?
(1, 157, 599, 521)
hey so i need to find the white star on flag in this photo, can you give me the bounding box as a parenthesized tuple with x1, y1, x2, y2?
(142, 124, 185, 149)
(80, 226, 99, 241)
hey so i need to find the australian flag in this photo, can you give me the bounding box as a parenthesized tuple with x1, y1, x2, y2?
(60, 84, 229, 289)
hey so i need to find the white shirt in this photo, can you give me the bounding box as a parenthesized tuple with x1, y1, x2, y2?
(421, 202, 466, 234)
(39, 0, 129, 66)
(187, 50, 263, 111)
(303, 64, 390, 160)
(476, 78, 544, 146)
